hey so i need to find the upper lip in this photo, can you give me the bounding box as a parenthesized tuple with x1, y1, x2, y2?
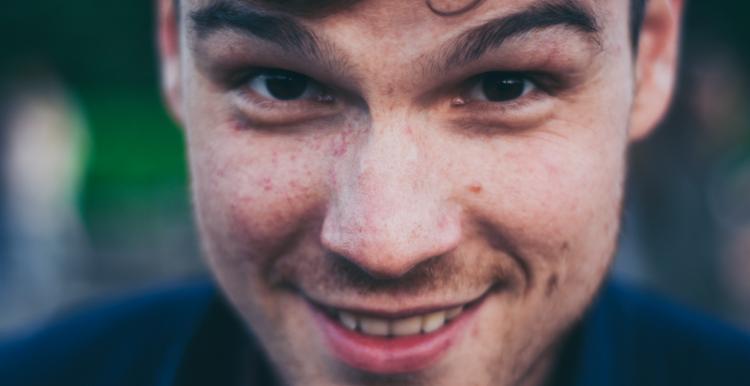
(302, 287, 493, 319)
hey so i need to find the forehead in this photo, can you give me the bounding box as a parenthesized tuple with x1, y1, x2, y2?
(184, 0, 630, 83)
(184, 0, 627, 39)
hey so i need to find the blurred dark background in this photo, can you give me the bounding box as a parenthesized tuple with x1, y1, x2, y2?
(1, 1, 749, 334)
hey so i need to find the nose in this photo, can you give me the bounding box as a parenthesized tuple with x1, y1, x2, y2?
(321, 116, 461, 279)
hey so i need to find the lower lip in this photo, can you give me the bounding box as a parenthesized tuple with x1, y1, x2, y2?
(309, 299, 484, 375)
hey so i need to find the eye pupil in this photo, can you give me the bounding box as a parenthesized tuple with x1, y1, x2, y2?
(265, 71, 308, 100)
(481, 73, 526, 102)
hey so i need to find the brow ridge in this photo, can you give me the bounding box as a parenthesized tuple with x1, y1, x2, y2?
(190, 0, 322, 59)
(441, 0, 601, 71)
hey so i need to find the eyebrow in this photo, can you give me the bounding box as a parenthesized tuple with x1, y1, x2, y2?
(440, 0, 601, 71)
(190, 0, 323, 60)
(189, 0, 600, 74)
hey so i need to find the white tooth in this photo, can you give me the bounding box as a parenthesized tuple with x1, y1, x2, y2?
(391, 315, 423, 336)
(421, 311, 447, 333)
(338, 312, 358, 331)
(445, 306, 463, 320)
(360, 317, 390, 336)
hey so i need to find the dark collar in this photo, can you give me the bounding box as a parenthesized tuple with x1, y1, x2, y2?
(173, 294, 279, 386)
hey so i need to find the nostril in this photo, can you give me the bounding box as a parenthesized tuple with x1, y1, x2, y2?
(322, 223, 424, 279)
(322, 234, 425, 280)
(326, 249, 439, 283)
(326, 251, 404, 282)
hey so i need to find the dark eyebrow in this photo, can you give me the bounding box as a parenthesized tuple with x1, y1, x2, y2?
(440, 0, 601, 70)
(190, 0, 322, 60)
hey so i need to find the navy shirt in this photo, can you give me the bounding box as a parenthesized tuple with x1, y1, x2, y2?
(1, 278, 749, 386)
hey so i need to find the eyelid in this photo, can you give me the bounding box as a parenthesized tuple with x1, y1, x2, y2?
(464, 72, 538, 103)
(444, 71, 558, 133)
(247, 71, 318, 101)
(462, 89, 546, 114)
(228, 68, 343, 129)
(234, 68, 335, 105)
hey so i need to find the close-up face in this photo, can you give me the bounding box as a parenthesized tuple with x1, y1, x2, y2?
(159, 0, 681, 385)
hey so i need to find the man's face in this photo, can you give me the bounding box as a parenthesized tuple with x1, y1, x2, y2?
(160, 0, 680, 385)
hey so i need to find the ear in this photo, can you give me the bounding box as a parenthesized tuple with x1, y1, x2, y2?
(629, 0, 684, 142)
(157, 0, 185, 124)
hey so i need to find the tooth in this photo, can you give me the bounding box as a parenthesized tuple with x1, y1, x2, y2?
(391, 315, 422, 336)
(445, 306, 463, 320)
(360, 317, 390, 336)
(338, 312, 358, 331)
(421, 311, 447, 333)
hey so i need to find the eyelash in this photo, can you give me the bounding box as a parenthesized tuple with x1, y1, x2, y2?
(465, 73, 543, 104)
(231, 69, 333, 109)
(231, 68, 554, 113)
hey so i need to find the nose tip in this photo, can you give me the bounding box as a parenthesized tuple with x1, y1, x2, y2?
(321, 206, 461, 279)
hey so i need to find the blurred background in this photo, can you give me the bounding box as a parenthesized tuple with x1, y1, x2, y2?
(0, 1, 749, 335)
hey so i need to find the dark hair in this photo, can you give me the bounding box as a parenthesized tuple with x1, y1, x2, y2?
(175, 0, 649, 48)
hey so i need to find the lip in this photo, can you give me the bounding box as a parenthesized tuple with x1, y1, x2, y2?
(308, 292, 488, 375)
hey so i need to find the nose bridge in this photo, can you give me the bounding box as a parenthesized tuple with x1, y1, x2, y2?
(355, 117, 424, 234)
(360, 112, 421, 205)
(322, 111, 461, 278)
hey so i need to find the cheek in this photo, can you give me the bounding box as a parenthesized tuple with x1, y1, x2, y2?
(471, 131, 626, 272)
(187, 127, 331, 261)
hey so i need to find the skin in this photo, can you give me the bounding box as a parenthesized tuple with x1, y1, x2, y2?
(158, 0, 683, 385)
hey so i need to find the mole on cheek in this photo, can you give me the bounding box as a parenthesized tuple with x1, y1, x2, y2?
(468, 183, 483, 194)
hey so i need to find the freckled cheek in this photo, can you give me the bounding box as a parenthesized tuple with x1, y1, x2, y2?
(194, 149, 328, 255)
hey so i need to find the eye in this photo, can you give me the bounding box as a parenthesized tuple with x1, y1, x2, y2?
(469, 72, 535, 102)
(247, 69, 321, 101)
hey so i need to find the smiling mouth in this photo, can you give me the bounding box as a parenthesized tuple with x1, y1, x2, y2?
(306, 289, 492, 374)
(335, 305, 465, 337)
(316, 294, 487, 338)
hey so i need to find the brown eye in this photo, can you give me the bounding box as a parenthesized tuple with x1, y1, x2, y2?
(248, 69, 317, 101)
(472, 72, 534, 102)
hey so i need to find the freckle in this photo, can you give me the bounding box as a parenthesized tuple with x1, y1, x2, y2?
(546, 274, 558, 297)
(437, 213, 449, 230)
(468, 183, 483, 194)
(331, 131, 351, 157)
(229, 117, 250, 132)
(327, 168, 337, 186)
(560, 241, 570, 252)
(261, 177, 273, 192)
(332, 143, 346, 157)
